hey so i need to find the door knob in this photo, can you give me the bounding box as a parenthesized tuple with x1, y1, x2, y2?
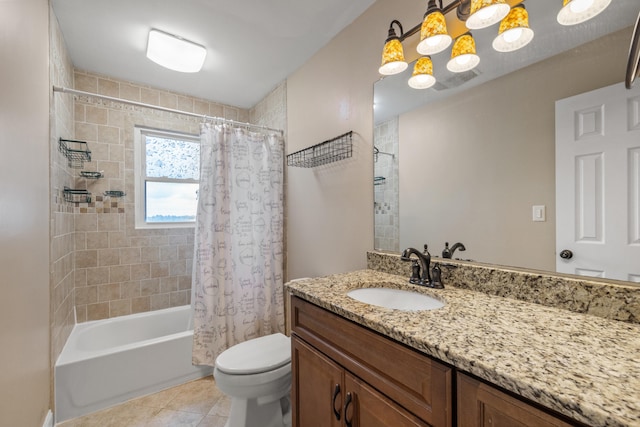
(559, 249, 573, 259)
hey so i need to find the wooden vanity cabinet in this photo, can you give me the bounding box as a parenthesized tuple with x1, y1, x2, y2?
(291, 296, 452, 427)
(457, 373, 580, 427)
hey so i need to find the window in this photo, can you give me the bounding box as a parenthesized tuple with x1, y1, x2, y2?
(134, 127, 200, 228)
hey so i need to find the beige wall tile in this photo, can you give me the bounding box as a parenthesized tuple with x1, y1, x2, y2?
(120, 247, 141, 265)
(170, 291, 188, 307)
(98, 78, 119, 97)
(110, 299, 131, 317)
(160, 276, 178, 293)
(132, 296, 150, 313)
(140, 278, 160, 296)
(98, 214, 120, 231)
(121, 281, 141, 299)
(76, 250, 98, 268)
(75, 73, 98, 93)
(75, 214, 98, 232)
(98, 283, 121, 302)
(86, 106, 108, 125)
(150, 293, 171, 310)
(87, 302, 109, 321)
(151, 262, 169, 278)
(75, 286, 97, 305)
(131, 263, 151, 280)
(110, 265, 131, 283)
(98, 248, 120, 266)
(86, 231, 109, 249)
(87, 266, 110, 285)
(98, 125, 120, 144)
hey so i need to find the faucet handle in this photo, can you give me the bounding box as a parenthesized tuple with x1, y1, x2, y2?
(410, 260, 421, 284)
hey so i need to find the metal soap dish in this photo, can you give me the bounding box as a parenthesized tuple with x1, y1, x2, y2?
(104, 190, 126, 198)
(287, 131, 353, 168)
(59, 138, 92, 168)
(79, 171, 104, 179)
(63, 187, 91, 203)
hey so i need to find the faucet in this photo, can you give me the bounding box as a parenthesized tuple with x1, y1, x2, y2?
(442, 242, 466, 259)
(401, 245, 432, 287)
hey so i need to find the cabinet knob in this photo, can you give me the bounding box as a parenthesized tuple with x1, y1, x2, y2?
(332, 384, 341, 421)
(344, 392, 354, 427)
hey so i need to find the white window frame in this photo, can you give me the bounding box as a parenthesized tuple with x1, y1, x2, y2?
(134, 126, 200, 229)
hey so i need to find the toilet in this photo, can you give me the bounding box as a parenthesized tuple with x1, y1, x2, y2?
(213, 333, 292, 427)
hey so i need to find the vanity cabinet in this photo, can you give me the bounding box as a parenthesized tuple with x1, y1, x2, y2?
(457, 373, 579, 427)
(291, 296, 452, 427)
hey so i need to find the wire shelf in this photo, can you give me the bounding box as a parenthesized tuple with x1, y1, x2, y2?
(104, 190, 126, 198)
(63, 187, 91, 203)
(287, 131, 353, 168)
(79, 170, 104, 179)
(59, 138, 92, 168)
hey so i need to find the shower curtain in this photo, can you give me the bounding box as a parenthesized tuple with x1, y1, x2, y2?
(191, 123, 285, 366)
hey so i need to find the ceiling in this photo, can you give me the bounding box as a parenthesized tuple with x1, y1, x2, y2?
(52, 0, 376, 109)
(374, 0, 640, 124)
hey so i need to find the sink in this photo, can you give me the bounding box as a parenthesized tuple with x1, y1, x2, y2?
(346, 287, 445, 311)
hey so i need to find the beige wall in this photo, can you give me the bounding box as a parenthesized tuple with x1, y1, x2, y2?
(286, 0, 424, 279)
(399, 28, 632, 272)
(0, 0, 51, 425)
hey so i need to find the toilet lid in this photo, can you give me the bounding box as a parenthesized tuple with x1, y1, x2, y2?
(215, 333, 291, 375)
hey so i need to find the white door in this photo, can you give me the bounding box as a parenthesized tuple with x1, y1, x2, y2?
(556, 82, 640, 282)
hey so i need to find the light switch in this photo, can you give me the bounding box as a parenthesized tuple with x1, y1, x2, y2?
(532, 205, 546, 222)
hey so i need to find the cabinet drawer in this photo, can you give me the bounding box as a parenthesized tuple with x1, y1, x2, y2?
(292, 296, 452, 427)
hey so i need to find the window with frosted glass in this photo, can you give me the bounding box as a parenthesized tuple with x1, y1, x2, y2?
(142, 133, 200, 223)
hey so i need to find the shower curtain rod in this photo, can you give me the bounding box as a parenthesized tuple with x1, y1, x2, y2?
(52, 85, 284, 135)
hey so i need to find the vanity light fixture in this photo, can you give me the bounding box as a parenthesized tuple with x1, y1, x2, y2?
(557, 0, 612, 26)
(466, 0, 511, 30)
(379, 20, 408, 76)
(492, 4, 534, 52)
(146, 29, 207, 73)
(417, 0, 452, 55)
(447, 33, 480, 72)
(408, 56, 437, 89)
(378, 0, 607, 88)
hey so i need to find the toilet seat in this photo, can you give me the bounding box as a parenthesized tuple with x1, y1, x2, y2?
(215, 333, 291, 375)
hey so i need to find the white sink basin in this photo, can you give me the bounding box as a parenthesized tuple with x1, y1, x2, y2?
(347, 287, 445, 311)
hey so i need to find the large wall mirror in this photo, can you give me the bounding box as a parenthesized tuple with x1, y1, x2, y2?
(373, 1, 640, 284)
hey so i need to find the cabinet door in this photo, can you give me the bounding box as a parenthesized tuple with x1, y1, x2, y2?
(344, 373, 431, 427)
(292, 336, 343, 427)
(457, 373, 577, 427)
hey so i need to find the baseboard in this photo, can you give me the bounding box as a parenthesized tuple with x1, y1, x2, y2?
(42, 410, 54, 427)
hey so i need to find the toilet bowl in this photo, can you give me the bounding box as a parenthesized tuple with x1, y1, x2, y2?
(214, 333, 292, 427)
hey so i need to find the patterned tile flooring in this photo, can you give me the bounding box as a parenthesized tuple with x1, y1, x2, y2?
(57, 376, 229, 427)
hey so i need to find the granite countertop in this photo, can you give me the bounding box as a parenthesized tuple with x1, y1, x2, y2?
(286, 270, 640, 427)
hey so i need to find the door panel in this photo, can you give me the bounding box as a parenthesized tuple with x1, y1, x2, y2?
(556, 82, 640, 281)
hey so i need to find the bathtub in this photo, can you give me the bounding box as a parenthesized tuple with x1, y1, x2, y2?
(54, 305, 213, 422)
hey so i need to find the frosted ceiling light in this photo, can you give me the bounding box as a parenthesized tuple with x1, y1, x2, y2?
(557, 0, 612, 26)
(146, 29, 206, 73)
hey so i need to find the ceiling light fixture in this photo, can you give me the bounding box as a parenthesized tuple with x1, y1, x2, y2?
(492, 4, 534, 52)
(379, 20, 409, 76)
(557, 0, 612, 26)
(146, 29, 207, 73)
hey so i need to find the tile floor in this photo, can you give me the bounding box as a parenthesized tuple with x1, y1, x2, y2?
(56, 376, 229, 427)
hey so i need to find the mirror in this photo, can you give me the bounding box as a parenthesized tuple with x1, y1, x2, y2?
(373, 1, 639, 283)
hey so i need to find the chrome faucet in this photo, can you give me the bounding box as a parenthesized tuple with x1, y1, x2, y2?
(442, 242, 466, 259)
(401, 244, 443, 288)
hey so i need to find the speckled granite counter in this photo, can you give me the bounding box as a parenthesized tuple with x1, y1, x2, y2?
(286, 270, 640, 427)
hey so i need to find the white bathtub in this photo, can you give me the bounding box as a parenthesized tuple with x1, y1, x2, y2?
(54, 305, 213, 422)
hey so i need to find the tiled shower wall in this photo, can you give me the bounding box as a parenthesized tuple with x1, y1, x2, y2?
(70, 71, 251, 322)
(50, 9, 76, 363)
(373, 117, 399, 252)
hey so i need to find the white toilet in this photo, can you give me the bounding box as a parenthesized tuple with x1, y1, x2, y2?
(214, 333, 292, 427)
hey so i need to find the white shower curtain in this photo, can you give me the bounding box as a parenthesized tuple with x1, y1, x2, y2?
(191, 123, 285, 366)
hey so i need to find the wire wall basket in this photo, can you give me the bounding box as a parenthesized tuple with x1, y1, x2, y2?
(59, 138, 92, 168)
(287, 131, 353, 168)
(63, 187, 91, 203)
(79, 170, 104, 179)
(104, 190, 126, 198)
